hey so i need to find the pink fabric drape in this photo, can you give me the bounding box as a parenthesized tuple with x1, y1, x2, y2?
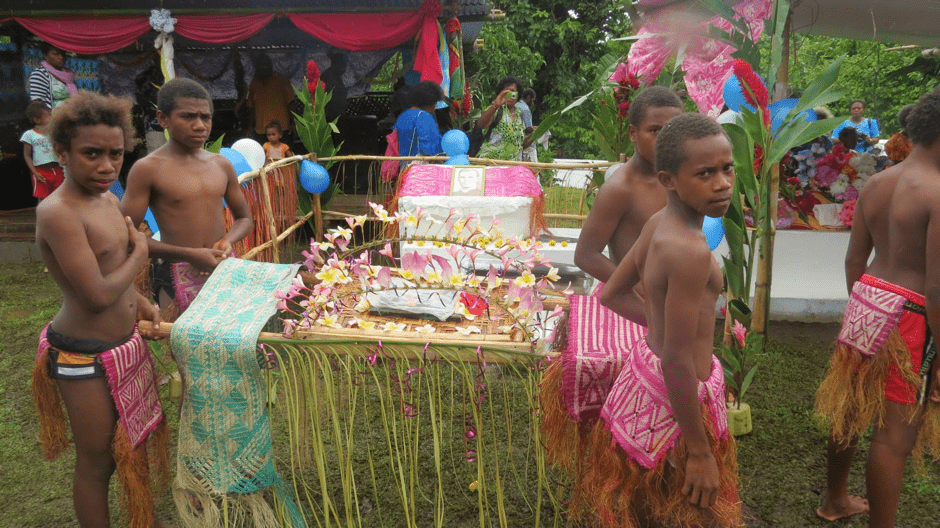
(15, 16, 151, 54)
(626, 0, 772, 117)
(175, 14, 275, 44)
(289, 0, 442, 83)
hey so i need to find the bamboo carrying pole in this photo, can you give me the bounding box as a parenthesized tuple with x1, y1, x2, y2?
(138, 321, 558, 364)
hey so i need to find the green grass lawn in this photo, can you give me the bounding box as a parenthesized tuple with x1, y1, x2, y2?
(2, 262, 939, 527)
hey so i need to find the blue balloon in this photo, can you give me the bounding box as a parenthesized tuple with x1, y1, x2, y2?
(299, 160, 330, 194)
(445, 154, 470, 166)
(769, 98, 816, 135)
(703, 216, 725, 251)
(220, 147, 253, 176)
(108, 180, 124, 199)
(143, 208, 160, 237)
(723, 73, 767, 114)
(442, 129, 470, 157)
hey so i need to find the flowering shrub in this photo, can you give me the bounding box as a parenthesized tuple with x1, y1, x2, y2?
(276, 203, 571, 341)
(593, 61, 642, 161)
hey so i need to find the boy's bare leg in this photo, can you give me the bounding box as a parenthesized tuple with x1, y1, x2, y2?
(866, 400, 921, 528)
(56, 376, 119, 528)
(817, 433, 868, 520)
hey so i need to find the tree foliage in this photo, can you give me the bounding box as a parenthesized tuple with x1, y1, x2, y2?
(465, 1, 635, 158)
(771, 34, 935, 135)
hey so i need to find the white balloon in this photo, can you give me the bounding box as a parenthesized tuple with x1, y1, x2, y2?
(232, 138, 266, 171)
(716, 110, 741, 125)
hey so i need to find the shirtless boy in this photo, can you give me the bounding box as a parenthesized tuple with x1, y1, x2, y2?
(541, 87, 684, 516)
(33, 91, 168, 528)
(574, 85, 684, 281)
(121, 78, 253, 314)
(596, 113, 740, 527)
(815, 87, 940, 527)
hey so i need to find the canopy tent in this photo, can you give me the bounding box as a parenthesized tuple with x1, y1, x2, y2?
(790, 0, 940, 48)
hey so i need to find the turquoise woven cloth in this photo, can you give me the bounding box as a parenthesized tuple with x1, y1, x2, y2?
(170, 258, 303, 526)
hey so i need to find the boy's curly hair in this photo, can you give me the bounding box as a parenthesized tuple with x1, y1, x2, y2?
(907, 88, 940, 147)
(25, 100, 50, 123)
(49, 91, 135, 152)
(265, 120, 283, 133)
(628, 85, 683, 127)
(655, 113, 728, 174)
(157, 77, 213, 116)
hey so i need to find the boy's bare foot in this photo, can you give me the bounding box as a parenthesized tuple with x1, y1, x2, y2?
(816, 494, 869, 521)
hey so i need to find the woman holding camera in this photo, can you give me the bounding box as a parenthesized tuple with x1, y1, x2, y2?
(476, 76, 531, 161)
(831, 99, 880, 153)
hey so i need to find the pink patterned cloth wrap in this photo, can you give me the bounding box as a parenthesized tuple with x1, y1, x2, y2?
(600, 337, 728, 469)
(626, 0, 772, 117)
(398, 164, 543, 197)
(38, 325, 164, 449)
(172, 262, 209, 314)
(563, 285, 647, 422)
(837, 274, 915, 357)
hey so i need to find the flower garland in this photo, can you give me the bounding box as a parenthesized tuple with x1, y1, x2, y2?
(277, 203, 571, 341)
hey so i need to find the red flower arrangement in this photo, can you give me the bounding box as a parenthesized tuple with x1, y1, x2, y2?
(609, 62, 641, 118)
(732, 59, 768, 110)
(839, 198, 857, 226)
(306, 60, 325, 103)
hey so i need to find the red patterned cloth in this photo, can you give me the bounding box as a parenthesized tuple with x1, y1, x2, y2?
(37, 325, 164, 448)
(601, 337, 728, 469)
(562, 287, 646, 421)
(172, 262, 209, 314)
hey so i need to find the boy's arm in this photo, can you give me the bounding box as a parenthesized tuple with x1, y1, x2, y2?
(214, 158, 254, 254)
(844, 193, 873, 293)
(40, 210, 149, 312)
(599, 240, 647, 326)
(575, 180, 628, 283)
(121, 158, 224, 268)
(926, 200, 940, 403)
(659, 246, 719, 508)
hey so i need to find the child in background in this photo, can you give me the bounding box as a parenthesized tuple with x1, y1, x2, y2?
(32, 91, 168, 528)
(262, 120, 292, 164)
(597, 113, 741, 528)
(21, 100, 64, 200)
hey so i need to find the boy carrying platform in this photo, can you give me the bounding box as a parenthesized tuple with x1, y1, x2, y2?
(121, 78, 253, 317)
(32, 91, 169, 528)
(540, 86, 684, 517)
(815, 87, 940, 527)
(596, 113, 741, 528)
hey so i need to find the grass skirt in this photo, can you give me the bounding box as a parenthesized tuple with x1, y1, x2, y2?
(32, 347, 170, 528)
(571, 402, 741, 528)
(815, 327, 940, 471)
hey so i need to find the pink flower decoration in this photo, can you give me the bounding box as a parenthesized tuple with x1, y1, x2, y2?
(839, 199, 857, 227)
(835, 184, 859, 202)
(732, 320, 746, 348)
(815, 165, 840, 188)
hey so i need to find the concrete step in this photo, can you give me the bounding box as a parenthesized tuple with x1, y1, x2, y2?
(0, 208, 36, 242)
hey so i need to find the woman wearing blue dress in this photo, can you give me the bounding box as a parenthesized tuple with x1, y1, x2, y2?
(395, 81, 444, 157)
(831, 99, 880, 153)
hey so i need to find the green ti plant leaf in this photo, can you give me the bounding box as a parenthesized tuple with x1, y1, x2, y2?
(204, 134, 224, 153)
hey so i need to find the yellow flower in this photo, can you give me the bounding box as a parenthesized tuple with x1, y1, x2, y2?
(351, 317, 376, 331)
(545, 267, 561, 282)
(318, 314, 342, 328)
(466, 276, 481, 287)
(514, 271, 536, 287)
(315, 267, 349, 286)
(560, 241, 569, 247)
(426, 270, 442, 283)
(398, 269, 415, 280)
(455, 304, 477, 320)
(449, 275, 465, 287)
(331, 227, 353, 240)
(548, 239, 557, 246)
(405, 213, 419, 227)
(354, 297, 371, 312)
(382, 322, 406, 332)
(417, 240, 426, 247)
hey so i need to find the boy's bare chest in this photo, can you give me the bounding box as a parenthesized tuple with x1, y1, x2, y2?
(155, 169, 227, 204)
(82, 204, 129, 265)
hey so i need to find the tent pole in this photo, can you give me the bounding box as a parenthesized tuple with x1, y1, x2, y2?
(772, 8, 791, 102)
